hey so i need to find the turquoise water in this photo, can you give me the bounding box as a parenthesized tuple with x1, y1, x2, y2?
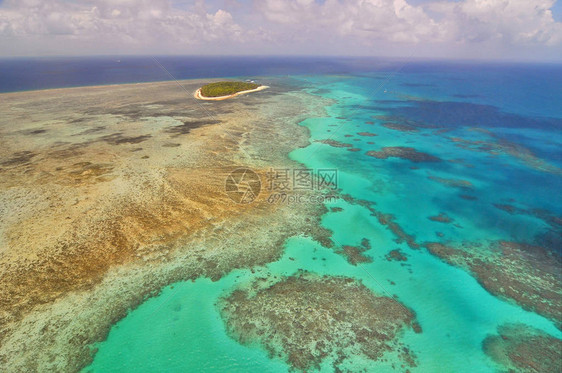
(85, 66, 562, 372)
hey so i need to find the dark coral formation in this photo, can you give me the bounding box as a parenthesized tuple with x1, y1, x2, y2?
(165, 119, 221, 137)
(386, 249, 408, 262)
(381, 122, 418, 132)
(338, 238, 372, 265)
(378, 100, 562, 130)
(220, 273, 419, 372)
(450, 135, 562, 176)
(425, 241, 562, 329)
(357, 132, 377, 137)
(98, 133, 152, 145)
(493, 203, 562, 235)
(339, 194, 419, 250)
(374, 101, 562, 174)
(376, 212, 420, 249)
(428, 212, 453, 224)
(315, 139, 353, 148)
(448, 158, 475, 168)
(428, 175, 474, 189)
(366, 147, 440, 163)
(1, 151, 37, 167)
(483, 324, 562, 373)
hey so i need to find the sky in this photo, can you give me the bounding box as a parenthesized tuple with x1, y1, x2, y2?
(0, 0, 561, 61)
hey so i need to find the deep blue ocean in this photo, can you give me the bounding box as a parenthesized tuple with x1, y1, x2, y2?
(1, 56, 561, 97)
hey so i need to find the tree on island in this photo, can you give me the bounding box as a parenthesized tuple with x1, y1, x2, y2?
(200, 81, 260, 98)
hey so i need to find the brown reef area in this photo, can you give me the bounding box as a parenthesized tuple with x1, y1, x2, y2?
(0, 80, 333, 371)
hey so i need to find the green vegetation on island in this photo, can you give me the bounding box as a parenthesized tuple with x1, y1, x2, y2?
(200, 81, 260, 97)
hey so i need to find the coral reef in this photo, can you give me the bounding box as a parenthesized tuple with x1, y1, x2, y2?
(428, 212, 453, 224)
(386, 249, 408, 262)
(428, 176, 474, 189)
(338, 238, 372, 265)
(425, 241, 562, 329)
(483, 324, 561, 372)
(381, 122, 418, 132)
(366, 147, 440, 162)
(220, 272, 419, 372)
(315, 139, 353, 148)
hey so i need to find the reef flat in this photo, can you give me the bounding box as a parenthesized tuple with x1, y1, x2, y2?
(0, 80, 331, 371)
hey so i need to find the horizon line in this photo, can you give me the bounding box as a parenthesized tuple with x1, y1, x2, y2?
(1, 54, 562, 65)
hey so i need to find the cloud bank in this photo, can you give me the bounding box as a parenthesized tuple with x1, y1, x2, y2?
(0, 0, 561, 60)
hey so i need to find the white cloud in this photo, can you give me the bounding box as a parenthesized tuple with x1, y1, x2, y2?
(0, 0, 560, 58)
(0, 0, 251, 54)
(422, 0, 562, 46)
(255, 0, 562, 46)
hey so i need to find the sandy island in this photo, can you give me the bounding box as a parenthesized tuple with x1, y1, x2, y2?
(194, 85, 269, 101)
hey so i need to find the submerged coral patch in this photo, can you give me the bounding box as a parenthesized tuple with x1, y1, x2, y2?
(381, 122, 419, 132)
(428, 176, 474, 189)
(425, 241, 562, 329)
(220, 272, 419, 372)
(428, 212, 454, 224)
(386, 249, 408, 262)
(339, 194, 420, 249)
(493, 203, 562, 235)
(366, 147, 441, 162)
(378, 100, 562, 130)
(483, 324, 562, 372)
(450, 134, 562, 175)
(315, 139, 353, 148)
(338, 238, 372, 265)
